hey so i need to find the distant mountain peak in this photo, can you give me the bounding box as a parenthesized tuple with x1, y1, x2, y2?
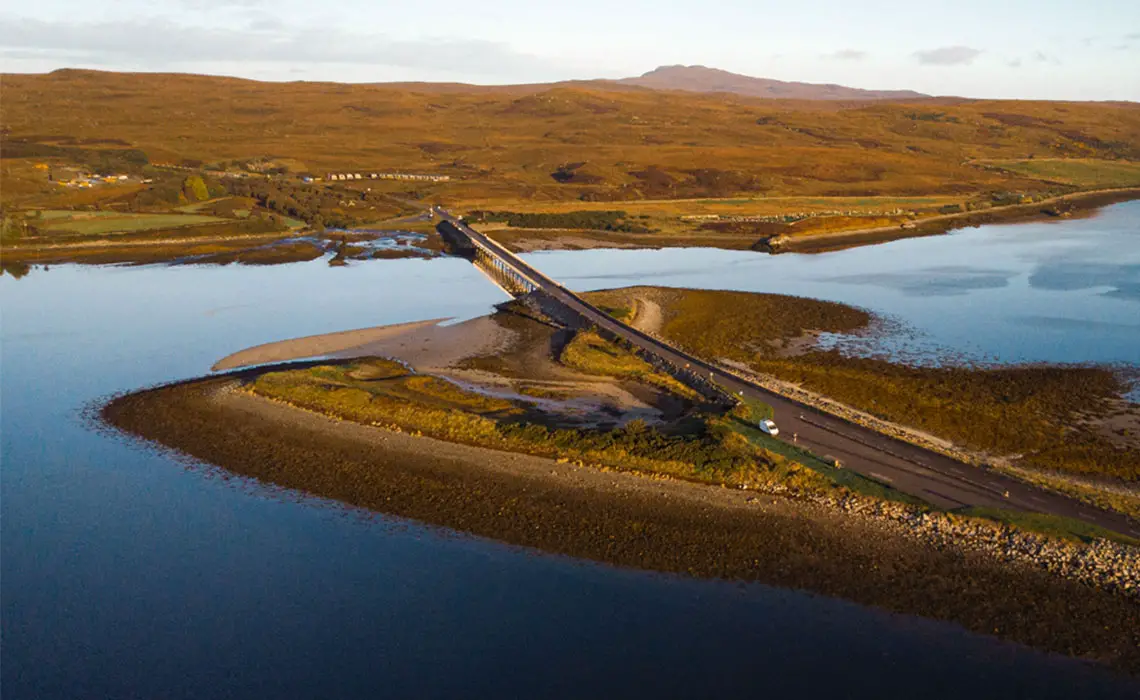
(619, 65, 927, 101)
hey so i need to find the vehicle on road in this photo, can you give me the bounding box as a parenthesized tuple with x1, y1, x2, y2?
(758, 419, 779, 436)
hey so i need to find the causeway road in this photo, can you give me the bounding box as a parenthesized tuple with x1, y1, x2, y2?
(438, 210, 1140, 539)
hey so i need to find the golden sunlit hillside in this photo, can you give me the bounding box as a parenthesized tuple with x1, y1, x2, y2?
(3, 69, 1140, 210)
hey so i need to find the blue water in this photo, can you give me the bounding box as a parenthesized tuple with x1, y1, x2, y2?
(3, 206, 1139, 698)
(531, 200, 1140, 367)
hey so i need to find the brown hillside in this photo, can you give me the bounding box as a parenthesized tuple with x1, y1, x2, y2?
(2, 69, 1139, 207)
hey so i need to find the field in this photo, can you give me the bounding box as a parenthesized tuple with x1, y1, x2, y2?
(983, 158, 1140, 188)
(36, 211, 227, 236)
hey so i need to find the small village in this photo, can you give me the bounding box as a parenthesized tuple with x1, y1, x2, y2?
(320, 172, 451, 183)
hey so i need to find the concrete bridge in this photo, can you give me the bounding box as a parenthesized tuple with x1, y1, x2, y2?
(435, 210, 1140, 538)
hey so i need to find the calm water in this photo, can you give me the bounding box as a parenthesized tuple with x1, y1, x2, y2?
(535, 199, 1140, 367)
(3, 205, 1139, 698)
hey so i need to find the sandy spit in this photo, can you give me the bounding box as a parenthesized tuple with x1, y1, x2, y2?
(212, 318, 455, 371)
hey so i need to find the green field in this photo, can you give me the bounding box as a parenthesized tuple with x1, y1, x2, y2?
(40, 212, 228, 236)
(986, 159, 1140, 188)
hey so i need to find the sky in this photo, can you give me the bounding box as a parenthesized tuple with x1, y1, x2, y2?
(2, 0, 1138, 101)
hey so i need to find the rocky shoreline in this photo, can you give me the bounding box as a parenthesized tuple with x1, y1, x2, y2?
(761, 484, 1139, 599)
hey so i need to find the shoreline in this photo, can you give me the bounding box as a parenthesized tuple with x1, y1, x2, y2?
(766, 187, 1140, 253)
(6, 188, 1136, 265)
(102, 376, 1140, 673)
(480, 188, 1140, 255)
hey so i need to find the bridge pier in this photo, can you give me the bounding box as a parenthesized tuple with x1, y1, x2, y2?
(472, 245, 536, 297)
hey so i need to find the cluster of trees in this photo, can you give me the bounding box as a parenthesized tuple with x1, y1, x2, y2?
(905, 112, 961, 124)
(222, 179, 394, 229)
(472, 209, 651, 233)
(1, 210, 37, 242)
(117, 174, 226, 209)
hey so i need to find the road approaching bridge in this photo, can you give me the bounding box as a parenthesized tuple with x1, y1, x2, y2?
(437, 210, 1140, 538)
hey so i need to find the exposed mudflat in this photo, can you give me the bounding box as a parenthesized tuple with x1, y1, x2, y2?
(102, 377, 1140, 673)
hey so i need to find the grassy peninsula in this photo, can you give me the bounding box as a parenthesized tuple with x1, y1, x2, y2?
(101, 308, 1140, 672)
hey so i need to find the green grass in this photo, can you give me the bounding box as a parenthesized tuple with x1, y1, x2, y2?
(40, 212, 228, 235)
(723, 409, 928, 506)
(560, 329, 701, 400)
(585, 287, 870, 366)
(985, 159, 1140, 188)
(736, 396, 774, 422)
(597, 305, 635, 323)
(249, 357, 813, 488)
(957, 506, 1139, 546)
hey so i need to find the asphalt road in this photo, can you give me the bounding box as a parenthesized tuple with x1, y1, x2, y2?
(439, 211, 1140, 539)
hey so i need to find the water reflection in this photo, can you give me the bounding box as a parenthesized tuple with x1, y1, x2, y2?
(531, 200, 1140, 366)
(1029, 261, 1140, 297)
(823, 265, 1015, 297)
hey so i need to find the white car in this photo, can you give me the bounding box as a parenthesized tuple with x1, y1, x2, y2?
(758, 419, 779, 437)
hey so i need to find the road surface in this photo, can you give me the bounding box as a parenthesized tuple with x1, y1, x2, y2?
(438, 210, 1140, 539)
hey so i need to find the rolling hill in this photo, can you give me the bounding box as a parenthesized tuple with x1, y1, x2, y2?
(2, 69, 1138, 210)
(617, 65, 929, 101)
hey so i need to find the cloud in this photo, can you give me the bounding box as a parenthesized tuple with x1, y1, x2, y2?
(0, 15, 559, 79)
(914, 46, 982, 66)
(1007, 58, 1022, 68)
(825, 49, 867, 61)
(178, 0, 268, 6)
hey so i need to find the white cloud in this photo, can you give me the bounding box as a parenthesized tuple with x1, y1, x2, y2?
(825, 49, 867, 61)
(0, 15, 560, 79)
(914, 46, 982, 66)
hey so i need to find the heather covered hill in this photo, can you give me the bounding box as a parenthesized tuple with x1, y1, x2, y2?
(3, 69, 1139, 207)
(617, 65, 928, 101)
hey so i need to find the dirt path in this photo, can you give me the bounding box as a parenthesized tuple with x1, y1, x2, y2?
(630, 297, 664, 335)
